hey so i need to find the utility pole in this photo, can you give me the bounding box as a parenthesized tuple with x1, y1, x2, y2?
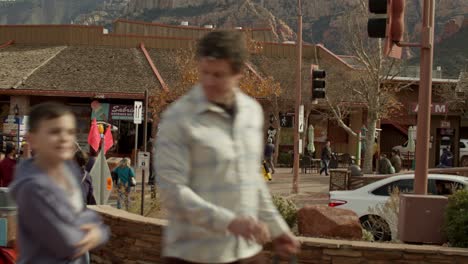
(292, 0, 303, 194)
(414, 0, 435, 194)
(141, 89, 149, 215)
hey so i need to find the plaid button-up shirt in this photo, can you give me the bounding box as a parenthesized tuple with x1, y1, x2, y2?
(155, 85, 290, 263)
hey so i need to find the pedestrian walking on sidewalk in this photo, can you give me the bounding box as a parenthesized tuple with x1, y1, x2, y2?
(113, 158, 135, 210)
(155, 31, 299, 264)
(264, 138, 276, 174)
(320, 140, 332, 176)
(9, 102, 109, 264)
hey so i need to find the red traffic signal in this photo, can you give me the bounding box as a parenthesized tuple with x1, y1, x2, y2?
(367, 0, 405, 59)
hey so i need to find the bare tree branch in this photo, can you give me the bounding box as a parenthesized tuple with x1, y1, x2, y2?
(322, 1, 405, 173)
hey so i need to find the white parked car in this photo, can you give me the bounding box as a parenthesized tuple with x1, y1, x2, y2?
(392, 140, 413, 157)
(459, 139, 468, 166)
(329, 174, 468, 241)
(394, 139, 468, 166)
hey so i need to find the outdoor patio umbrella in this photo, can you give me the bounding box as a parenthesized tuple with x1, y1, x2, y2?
(307, 124, 315, 155)
(408, 126, 416, 152)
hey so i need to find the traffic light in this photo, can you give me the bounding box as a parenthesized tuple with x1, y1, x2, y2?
(311, 65, 326, 99)
(367, 0, 405, 59)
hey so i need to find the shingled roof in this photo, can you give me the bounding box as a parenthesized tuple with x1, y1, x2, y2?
(250, 54, 316, 101)
(0, 45, 65, 89)
(18, 46, 160, 94)
(457, 71, 468, 91)
(147, 48, 184, 92)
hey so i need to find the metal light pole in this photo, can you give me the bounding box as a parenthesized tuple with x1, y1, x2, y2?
(140, 89, 149, 215)
(14, 105, 20, 153)
(414, 0, 435, 194)
(292, 0, 303, 194)
(397, 0, 441, 244)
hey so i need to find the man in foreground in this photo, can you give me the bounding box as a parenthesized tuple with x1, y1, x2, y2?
(155, 31, 299, 263)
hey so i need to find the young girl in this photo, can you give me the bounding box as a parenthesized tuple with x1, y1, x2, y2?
(10, 102, 109, 264)
(74, 149, 97, 205)
(113, 158, 135, 210)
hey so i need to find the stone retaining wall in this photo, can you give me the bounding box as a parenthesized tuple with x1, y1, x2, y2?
(90, 206, 468, 264)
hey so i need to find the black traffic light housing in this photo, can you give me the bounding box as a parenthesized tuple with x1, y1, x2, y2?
(367, 0, 405, 59)
(368, 0, 388, 38)
(311, 65, 326, 99)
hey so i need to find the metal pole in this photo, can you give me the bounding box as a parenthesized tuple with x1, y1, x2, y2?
(141, 90, 149, 215)
(100, 136, 105, 204)
(134, 123, 139, 200)
(414, 0, 435, 195)
(376, 121, 381, 172)
(16, 117, 20, 155)
(292, 0, 303, 194)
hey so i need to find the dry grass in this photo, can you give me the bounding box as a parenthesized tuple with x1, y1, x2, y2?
(126, 186, 165, 218)
(368, 188, 401, 242)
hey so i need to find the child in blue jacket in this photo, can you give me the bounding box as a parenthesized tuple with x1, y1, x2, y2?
(10, 102, 109, 264)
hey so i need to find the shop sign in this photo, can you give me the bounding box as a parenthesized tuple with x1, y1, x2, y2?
(3, 115, 27, 136)
(110, 104, 146, 121)
(440, 120, 451, 128)
(279, 112, 294, 128)
(410, 103, 448, 115)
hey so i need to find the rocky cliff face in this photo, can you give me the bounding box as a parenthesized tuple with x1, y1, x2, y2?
(1, 0, 466, 75)
(0, 0, 105, 24)
(3, 0, 466, 46)
(121, 0, 468, 49)
(254, 0, 468, 48)
(126, 0, 295, 41)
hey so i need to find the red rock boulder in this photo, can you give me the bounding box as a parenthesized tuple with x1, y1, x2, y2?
(297, 205, 362, 239)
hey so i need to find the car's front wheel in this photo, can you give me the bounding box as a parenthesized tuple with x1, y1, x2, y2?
(360, 215, 392, 242)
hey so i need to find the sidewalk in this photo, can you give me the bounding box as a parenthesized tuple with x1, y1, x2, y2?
(114, 167, 331, 212)
(266, 168, 330, 207)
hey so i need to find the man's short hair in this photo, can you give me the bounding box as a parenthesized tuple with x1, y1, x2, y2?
(196, 31, 247, 74)
(5, 142, 16, 155)
(28, 102, 74, 132)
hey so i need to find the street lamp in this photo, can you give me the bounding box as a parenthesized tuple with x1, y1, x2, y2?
(14, 104, 20, 154)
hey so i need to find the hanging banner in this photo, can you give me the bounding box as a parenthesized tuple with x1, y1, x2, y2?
(91, 101, 110, 122)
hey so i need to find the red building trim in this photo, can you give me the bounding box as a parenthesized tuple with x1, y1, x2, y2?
(0, 89, 145, 99)
(245, 62, 264, 81)
(382, 119, 409, 135)
(316, 44, 357, 70)
(0, 40, 14, 49)
(140, 42, 169, 92)
(0, 24, 102, 29)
